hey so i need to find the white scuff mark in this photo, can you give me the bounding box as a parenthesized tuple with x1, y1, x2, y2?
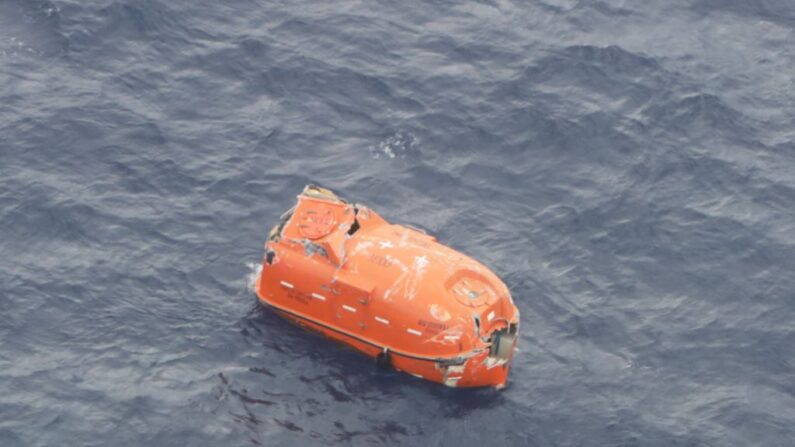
(487, 310, 495, 322)
(411, 373, 424, 379)
(378, 240, 394, 249)
(374, 316, 390, 325)
(353, 240, 374, 254)
(404, 255, 429, 301)
(311, 293, 327, 301)
(398, 230, 410, 247)
(377, 250, 441, 303)
(382, 256, 409, 301)
(245, 262, 263, 293)
(447, 365, 465, 374)
(337, 237, 347, 264)
(342, 305, 357, 313)
(423, 325, 464, 345)
(386, 254, 406, 270)
(443, 377, 460, 387)
(414, 255, 429, 271)
(430, 304, 451, 322)
(485, 357, 507, 369)
(280, 281, 294, 289)
(443, 363, 466, 387)
(407, 328, 422, 336)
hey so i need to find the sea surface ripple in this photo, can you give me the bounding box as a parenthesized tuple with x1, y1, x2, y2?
(1, 1, 794, 446)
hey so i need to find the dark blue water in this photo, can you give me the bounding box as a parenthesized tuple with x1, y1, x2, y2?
(2, 1, 794, 445)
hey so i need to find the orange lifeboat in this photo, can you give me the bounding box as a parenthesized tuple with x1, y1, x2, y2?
(255, 185, 520, 388)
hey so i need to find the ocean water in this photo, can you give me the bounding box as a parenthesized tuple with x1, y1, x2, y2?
(2, 1, 794, 445)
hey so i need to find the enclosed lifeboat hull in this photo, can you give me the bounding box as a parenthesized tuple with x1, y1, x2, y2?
(255, 185, 520, 388)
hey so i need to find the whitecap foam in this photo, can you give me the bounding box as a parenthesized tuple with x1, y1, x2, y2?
(245, 262, 263, 293)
